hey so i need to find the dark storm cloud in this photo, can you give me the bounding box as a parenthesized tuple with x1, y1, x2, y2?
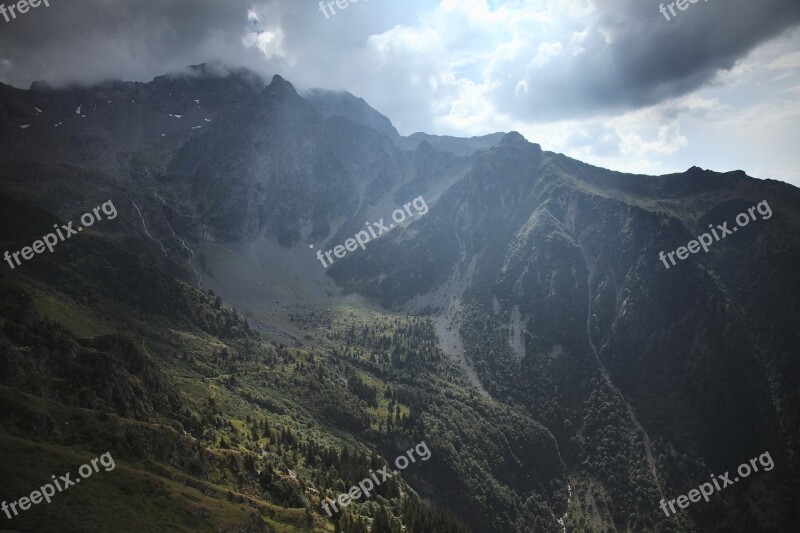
(493, 0, 800, 122)
(0, 0, 431, 90)
(0, 0, 266, 87)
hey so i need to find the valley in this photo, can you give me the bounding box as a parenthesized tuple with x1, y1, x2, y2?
(0, 65, 798, 532)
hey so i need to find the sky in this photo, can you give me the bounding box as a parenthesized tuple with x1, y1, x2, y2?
(1, 0, 799, 186)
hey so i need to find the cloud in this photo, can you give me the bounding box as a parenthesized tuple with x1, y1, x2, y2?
(488, 0, 800, 121)
(2, 0, 798, 123)
(0, 0, 269, 87)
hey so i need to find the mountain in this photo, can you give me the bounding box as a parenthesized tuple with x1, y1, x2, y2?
(302, 89, 504, 157)
(304, 88, 400, 140)
(0, 64, 798, 533)
(394, 132, 507, 156)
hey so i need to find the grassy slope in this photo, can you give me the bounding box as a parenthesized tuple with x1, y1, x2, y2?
(0, 184, 570, 532)
(0, 394, 276, 533)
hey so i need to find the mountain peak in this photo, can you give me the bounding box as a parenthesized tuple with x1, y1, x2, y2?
(30, 80, 54, 92)
(265, 74, 297, 97)
(500, 131, 527, 145)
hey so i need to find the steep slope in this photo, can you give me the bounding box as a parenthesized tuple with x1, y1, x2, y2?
(332, 132, 800, 530)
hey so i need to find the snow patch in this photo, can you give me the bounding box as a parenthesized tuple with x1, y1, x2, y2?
(19, 124, 30, 129)
(34, 107, 42, 113)
(75, 105, 82, 115)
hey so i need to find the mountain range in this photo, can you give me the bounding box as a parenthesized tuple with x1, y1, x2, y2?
(0, 62, 798, 532)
